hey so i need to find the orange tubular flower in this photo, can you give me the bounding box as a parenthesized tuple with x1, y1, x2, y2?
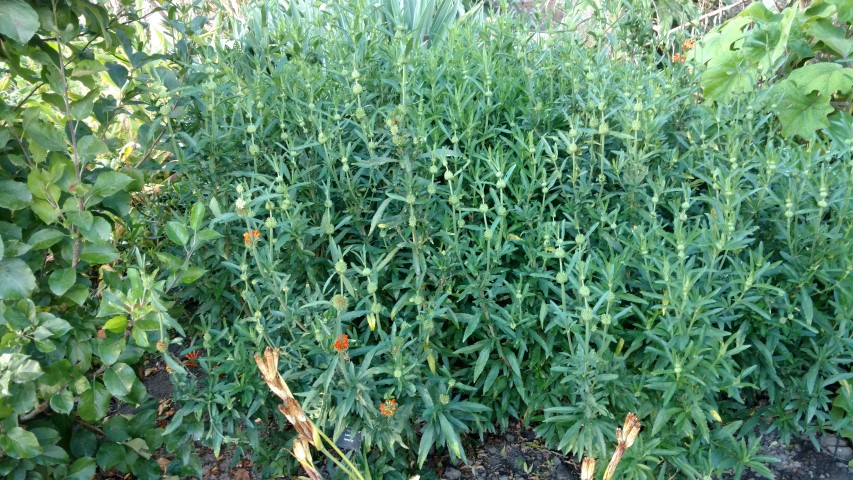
(379, 398, 397, 417)
(683, 38, 696, 51)
(243, 230, 261, 245)
(184, 350, 201, 368)
(333, 334, 349, 352)
(672, 53, 686, 63)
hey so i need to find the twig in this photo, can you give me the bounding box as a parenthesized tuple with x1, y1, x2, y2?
(662, 0, 751, 36)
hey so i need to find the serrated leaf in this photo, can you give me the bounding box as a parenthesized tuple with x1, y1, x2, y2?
(700, 51, 755, 102)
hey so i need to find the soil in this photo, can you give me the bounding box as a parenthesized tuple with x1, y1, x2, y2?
(138, 354, 852, 480)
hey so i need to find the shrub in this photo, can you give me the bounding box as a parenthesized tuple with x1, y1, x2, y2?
(169, 1, 852, 478)
(0, 1, 207, 478)
(688, 0, 853, 140)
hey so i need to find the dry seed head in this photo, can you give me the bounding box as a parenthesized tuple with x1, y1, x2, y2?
(581, 457, 596, 480)
(621, 412, 641, 448)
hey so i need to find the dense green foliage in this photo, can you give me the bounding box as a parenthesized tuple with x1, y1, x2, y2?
(0, 1, 207, 478)
(689, 0, 853, 139)
(165, 1, 852, 478)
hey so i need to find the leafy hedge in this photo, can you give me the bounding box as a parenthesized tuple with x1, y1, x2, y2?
(0, 1, 207, 478)
(164, 2, 853, 478)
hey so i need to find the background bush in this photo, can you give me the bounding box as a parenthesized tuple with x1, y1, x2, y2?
(0, 1, 207, 478)
(166, 1, 852, 478)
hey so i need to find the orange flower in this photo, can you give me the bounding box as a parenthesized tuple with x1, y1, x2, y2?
(379, 398, 397, 417)
(333, 334, 349, 352)
(184, 350, 201, 368)
(682, 38, 696, 51)
(243, 230, 261, 245)
(672, 53, 686, 63)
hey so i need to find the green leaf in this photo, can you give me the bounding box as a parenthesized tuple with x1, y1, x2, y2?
(106, 62, 129, 87)
(0, 427, 43, 459)
(32, 199, 61, 224)
(807, 19, 853, 58)
(0, 0, 40, 43)
(180, 267, 206, 284)
(98, 334, 126, 365)
(0, 180, 32, 211)
(827, 0, 853, 22)
(49, 268, 77, 296)
(700, 51, 755, 102)
(104, 415, 131, 442)
(71, 59, 108, 77)
(76, 135, 109, 163)
(64, 284, 89, 305)
(50, 389, 74, 414)
(97, 442, 127, 470)
(104, 363, 137, 398)
(771, 79, 835, 138)
(190, 202, 205, 231)
(0, 258, 36, 299)
(66, 457, 97, 480)
(92, 171, 133, 197)
(166, 221, 189, 246)
(24, 119, 67, 151)
(788, 63, 853, 97)
(103, 316, 128, 333)
(70, 428, 98, 459)
(78, 381, 110, 422)
(80, 215, 112, 243)
(28, 228, 65, 250)
(80, 242, 119, 264)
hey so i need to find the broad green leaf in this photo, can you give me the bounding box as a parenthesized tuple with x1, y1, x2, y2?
(166, 221, 189, 246)
(70, 429, 98, 458)
(66, 209, 94, 230)
(49, 268, 77, 296)
(106, 62, 129, 87)
(80, 242, 119, 264)
(788, 63, 853, 97)
(0, 0, 39, 43)
(0, 232, 4, 259)
(0, 258, 36, 299)
(807, 19, 853, 58)
(76, 135, 109, 163)
(98, 334, 126, 365)
(70, 59, 107, 77)
(97, 442, 127, 470)
(66, 457, 97, 480)
(700, 51, 756, 102)
(31, 199, 61, 224)
(103, 316, 128, 333)
(28, 228, 64, 249)
(92, 171, 133, 197)
(0, 427, 43, 459)
(772, 79, 835, 138)
(0, 180, 32, 210)
(104, 415, 131, 442)
(104, 363, 136, 397)
(50, 389, 74, 414)
(64, 283, 89, 305)
(24, 119, 67, 151)
(827, 0, 853, 22)
(180, 267, 206, 284)
(81, 215, 112, 242)
(78, 381, 110, 422)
